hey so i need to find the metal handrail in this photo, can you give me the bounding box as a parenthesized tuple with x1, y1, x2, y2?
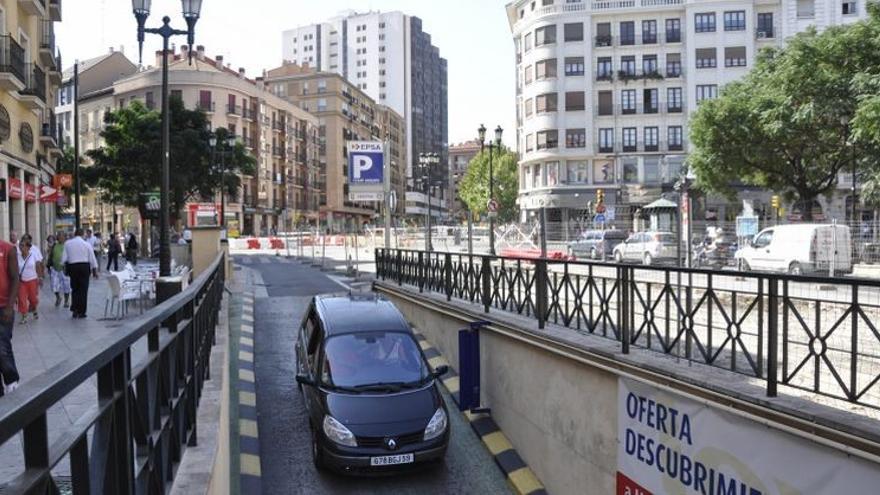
(0, 253, 226, 493)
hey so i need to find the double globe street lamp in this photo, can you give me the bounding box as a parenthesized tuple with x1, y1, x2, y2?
(417, 152, 442, 251)
(209, 132, 237, 230)
(477, 124, 503, 255)
(131, 0, 203, 278)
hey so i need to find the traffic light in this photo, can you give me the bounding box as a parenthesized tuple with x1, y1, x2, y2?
(771, 195, 780, 209)
(597, 189, 605, 204)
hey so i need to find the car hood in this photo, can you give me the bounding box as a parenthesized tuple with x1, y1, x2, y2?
(323, 384, 441, 436)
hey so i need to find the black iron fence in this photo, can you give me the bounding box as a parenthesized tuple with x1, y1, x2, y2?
(0, 254, 225, 494)
(376, 248, 880, 411)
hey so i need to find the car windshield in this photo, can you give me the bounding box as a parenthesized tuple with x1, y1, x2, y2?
(604, 231, 627, 240)
(320, 331, 429, 389)
(656, 233, 676, 244)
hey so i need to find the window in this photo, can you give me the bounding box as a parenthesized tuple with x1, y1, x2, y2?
(566, 129, 586, 148)
(668, 126, 683, 150)
(724, 11, 746, 31)
(598, 91, 613, 116)
(696, 84, 718, 103)
(526, 134, 535, 152)
(666, 53, 682, 77)
(696, 48, 717, 68)
(597, 57, 612, 79)
(524, 33, 533, 51)
(546, 161, 559, 186)
(532, 163, 542, 188)
(642, 55, 658, 75)
(320, 333, 428, 388)
(564, 23, 584, 41)
(171, 89, 182, 101)
(620, 21, 635, 45)
(622, 128, 637, 152)
(594, 160, 615, 183)
(565, 91, 585, 111)
(797, 0, 815, 18)
(623, 159, 639, 182)
(725, 46, 747, 67)
(317, 98, 327, 111)
(525, 98, 534, 117)
(535, 59, 557, 79)
(752, 230, 773, 248)
(665, 18, 681, 42)
(535, 25, 557, 46)
(598, 128, 614, 153)
(643, 89, 658, 113)
(537, 130, 559, 150)
(644, 127, 659, 151)
(667, 87, 683, 112)
(843, 2, 858, 15)
(536, 93, 558, 113)
(757, 13, 775, 38)
(642, 20, 657, 43)
(595, 22, 612, 46)
(620, 55, 636, 75)
(524, 65, 533, 84)
(621, 89, 636, 114)
(565, 57, 585, 76)
(695, 13, 716, 33)
(145, 91, 155, 110)
(566, 161, 588, 184)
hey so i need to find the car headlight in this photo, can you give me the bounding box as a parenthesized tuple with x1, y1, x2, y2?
(423, 407, 448, 441)
(322, 415, 357, 447)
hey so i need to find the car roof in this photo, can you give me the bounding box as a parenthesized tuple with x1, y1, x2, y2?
(314, 294, 411, 336)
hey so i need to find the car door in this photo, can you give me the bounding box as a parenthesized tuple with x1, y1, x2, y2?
(302, 311, 323, 418)
(750, 229, 775, 271)
(628, 234, 646, 260)
(295, 303, 314, 377)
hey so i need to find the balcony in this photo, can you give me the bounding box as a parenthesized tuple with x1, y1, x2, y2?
(272, 120, 285, 132)
(39, 20, 54, 66)
(18, 64, 46, 110)
(243, 135, 255, 150)
(227, 104, 241, 117)
(48, 50, 61, 85)
(48, 0, 61, 21)
(197, 101, 215, 113)
(272, 145, 284, 159)
(40, 111, 57, 147)
(241, 107, 255, 121)
(594, 35, 613, 47)
(0, 36, 25, 91)
(18, 0, 46, 16)
(756, 28, 775, 40)
(666, 102, 683, 113)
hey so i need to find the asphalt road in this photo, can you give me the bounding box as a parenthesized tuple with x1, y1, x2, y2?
(238, 255, 511, 495)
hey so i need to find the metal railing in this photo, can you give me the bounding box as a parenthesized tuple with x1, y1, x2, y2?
(0, 35, 25, 83)
(0, 253, 225, 494)
(376, 248, 880, 411)
(20, 63, 45, 102)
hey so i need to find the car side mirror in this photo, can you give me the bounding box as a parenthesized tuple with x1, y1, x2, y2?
(432, 364, 449, 378)
(296, 374, 316, 387)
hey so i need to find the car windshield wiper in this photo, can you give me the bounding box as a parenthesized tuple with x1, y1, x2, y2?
(399, 376, 433, 388)
(324, 384, 363, 393)
(351, 381, 408, 392)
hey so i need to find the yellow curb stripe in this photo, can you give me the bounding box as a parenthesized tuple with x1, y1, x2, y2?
(442, 376, 460, 394)
(482, 431, 514, 456)
(240, 391, 256, 407)
(419, 340, 431, 350)
(508, 467, 544, 495)
(240, 453, 262, 476)
(427, 355, 449, 369)
(239, 369, 255, 382)
(239, 350, 254, 362)
(240, 336, 254, 347)
(240, 419, 259, 438)
(241, 324, 254, 332)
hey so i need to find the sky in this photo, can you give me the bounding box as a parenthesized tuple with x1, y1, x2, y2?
(56, 0, 517, 147)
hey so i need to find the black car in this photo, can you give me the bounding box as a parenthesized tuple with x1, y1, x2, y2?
(295, 294, 450, 473)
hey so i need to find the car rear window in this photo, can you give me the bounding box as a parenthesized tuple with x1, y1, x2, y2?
(603, 231, 627, 240)
(321, 332, 428, 388)
(656, 233, 676, 243)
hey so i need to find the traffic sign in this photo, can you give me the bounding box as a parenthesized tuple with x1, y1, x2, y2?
(596, 204, 606, 214)
(487, 199, 499, 213)
(594, 213, 606, 224)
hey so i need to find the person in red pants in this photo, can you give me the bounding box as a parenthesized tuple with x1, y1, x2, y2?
(16, 234, 44, 323)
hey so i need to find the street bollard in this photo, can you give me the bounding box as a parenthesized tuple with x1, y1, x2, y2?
(459, 320, 491, 413)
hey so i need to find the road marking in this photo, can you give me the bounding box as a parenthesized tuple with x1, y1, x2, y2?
(442, 375, 460, 394)
(239, 368, 255, 382)
(427, 355, 449, 370)
(240, 453, 262, 476)
(508, 467, 545, 495)
(240, 419, 259, 438)
(239, 350, 254, 362)
(419, 340, 431, 350)
(242, 314, 254, 323)
(240, 391, 256, 407)
(482, 431, 514, 456)
(240, 336, 254, 346)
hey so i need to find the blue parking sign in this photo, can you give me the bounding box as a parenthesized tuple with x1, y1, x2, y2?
(348, 141, 384, 184)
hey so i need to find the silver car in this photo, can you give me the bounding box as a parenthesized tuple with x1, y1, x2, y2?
(613, 232, 678, 265)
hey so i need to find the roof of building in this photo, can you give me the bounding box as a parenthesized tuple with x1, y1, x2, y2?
(61, 51, 134, 81)
(315, 295, 410, 336)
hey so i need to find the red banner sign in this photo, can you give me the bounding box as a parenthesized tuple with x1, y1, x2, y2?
(617, 472, 652, 495)
(8, 178, 21, 199)
(24, 183, 36, 202)
(40, 185, 59, 203)
(53, 173, 73, 189)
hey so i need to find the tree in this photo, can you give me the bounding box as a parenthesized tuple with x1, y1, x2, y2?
(688, 6, 880, 219)
(84, 98, 255, 219)
(458, 147, 519, 223)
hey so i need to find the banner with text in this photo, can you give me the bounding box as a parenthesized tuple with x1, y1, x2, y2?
(617, 378, 880, 495)
(347, 141, 384, 201)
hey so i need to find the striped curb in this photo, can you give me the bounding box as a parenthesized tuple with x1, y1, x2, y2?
(237, 291, 262, 493)
(414, 332, 547, 495)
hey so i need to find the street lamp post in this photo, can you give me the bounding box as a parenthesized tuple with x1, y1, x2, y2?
(478, 124, 503, 255)
(131, 0, 202, 277)
(418, 152, 440, 251)
(209, 132, 236, 229)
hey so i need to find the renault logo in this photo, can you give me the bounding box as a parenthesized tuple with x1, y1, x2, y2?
(386, 438, 397, 450)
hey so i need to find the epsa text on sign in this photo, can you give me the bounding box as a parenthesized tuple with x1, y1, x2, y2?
(348, 141, 384, 184)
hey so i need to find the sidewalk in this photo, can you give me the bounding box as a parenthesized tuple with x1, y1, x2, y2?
(0, 269, 148, 486)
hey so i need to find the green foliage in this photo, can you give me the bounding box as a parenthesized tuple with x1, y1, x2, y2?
(84, 98, 256, 218)
(458, 147, 519, 223)
(688, 8, 880, 216)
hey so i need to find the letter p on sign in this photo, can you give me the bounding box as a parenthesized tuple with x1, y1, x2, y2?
(353, 155, 373, 180)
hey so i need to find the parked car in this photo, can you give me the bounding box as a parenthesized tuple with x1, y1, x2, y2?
(734, 224, 852, 275)
(567, 230, 628, 260)
(295, 294, 450, 473)
(612, 231, 677, 265)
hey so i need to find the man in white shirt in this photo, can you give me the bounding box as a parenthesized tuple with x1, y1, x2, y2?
(62, 228, 98, 319)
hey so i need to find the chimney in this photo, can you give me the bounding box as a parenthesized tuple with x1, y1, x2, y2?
(109, 46, 115, 53)
(196, 45, 205, 59)
(238, 67, 246, 79)
(256, 76, 264, 90)
(215, 55, 224, 69)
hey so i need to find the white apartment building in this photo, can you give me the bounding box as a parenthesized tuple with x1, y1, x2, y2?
(282, 10, 449, 219)
(507, 0, 869, 229)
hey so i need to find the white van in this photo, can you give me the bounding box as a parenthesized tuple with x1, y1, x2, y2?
(735, 224, 852, 275)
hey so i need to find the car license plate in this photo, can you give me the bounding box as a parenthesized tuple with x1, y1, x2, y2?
(370, 453, 414, 466)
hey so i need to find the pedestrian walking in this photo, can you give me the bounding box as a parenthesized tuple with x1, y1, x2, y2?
(16, 234, 43, 323)
(62, 228, 98, 319)
(106, 233, 121, 271)
(126, 233, 139, 265)
(49, 232, 71, 308)
(0, 235, 20, 396)
(90, 231, 103, 273)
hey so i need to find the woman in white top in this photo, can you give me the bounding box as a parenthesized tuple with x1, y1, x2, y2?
(17, 234, 44, 323)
